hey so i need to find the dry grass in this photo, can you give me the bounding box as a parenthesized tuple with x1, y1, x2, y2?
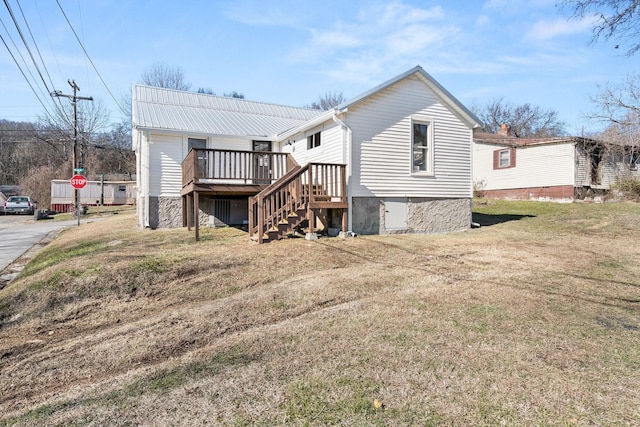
(1, 200, 640, 426)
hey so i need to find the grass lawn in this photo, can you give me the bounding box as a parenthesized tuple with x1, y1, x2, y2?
(1, 199, 639, 425)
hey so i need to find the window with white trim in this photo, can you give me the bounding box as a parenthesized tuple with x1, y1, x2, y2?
(307, 132, 321, 150)
(498, 149, 511, 168)
(493, 147, 516, 170)
(412, 119, 433, 173)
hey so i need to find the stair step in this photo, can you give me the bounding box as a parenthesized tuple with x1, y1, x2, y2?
(268, 229, 282, 241)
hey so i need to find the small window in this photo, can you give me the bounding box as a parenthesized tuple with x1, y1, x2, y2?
(412, 120, 432, 173)
(188, 138, 207, 151)
(493, 147, 516, 169)
(118, 185, 126, 192)
(307, 132, 321, 150)
(499, 149, 510, 168)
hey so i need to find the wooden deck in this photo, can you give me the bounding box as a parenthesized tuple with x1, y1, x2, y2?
(181, 148, 347, 242)
(181, 148, 295, 196)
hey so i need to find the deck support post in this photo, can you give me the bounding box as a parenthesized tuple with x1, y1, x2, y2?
(339, 208, 348, 239)
(186, 193, 193, 231)
(257, 196, 264, 244)
(305, 206, 318, 240)
(181, 195, 187, 227)
(194, 191, 200, 241)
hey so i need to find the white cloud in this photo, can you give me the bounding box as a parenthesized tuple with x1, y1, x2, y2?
(476, 15, 490, 27)
(482, 0, 555, 14)
(527, 17, 594, 40)
(311, 29, 363, 49)
(373, 2, 445, 26)
(384, 24, 454, 55)
(286, 1, 457, 84)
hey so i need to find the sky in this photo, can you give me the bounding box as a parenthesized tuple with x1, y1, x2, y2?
(0, 0, 638, 135)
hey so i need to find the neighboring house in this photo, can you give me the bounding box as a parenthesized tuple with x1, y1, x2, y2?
(473, 124, 640, 200)
(50, 179, 136, 212)
(132, 65, 482, 241)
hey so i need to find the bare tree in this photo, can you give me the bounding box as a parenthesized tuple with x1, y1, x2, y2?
(85, 120, 135, 180)
(224, 91, 245, 99)
(560, 0, 640, 55)
(305, 91, 346, 110)
(472, 98, 566, 137)
(587, 74, 640, 185)
(141, 63, 191, 91)
(588, 73, 640, 125)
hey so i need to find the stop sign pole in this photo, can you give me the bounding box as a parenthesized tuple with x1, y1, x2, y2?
(70, 174, 87, 226)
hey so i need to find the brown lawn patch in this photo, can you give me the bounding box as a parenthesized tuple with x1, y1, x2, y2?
(1, 201, 639, 425)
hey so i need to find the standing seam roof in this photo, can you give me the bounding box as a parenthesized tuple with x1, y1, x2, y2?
(132, 85, 323, 137)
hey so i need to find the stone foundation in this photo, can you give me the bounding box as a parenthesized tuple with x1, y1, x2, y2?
(352, 197, 471, 235)
(149, 196, 249, 229)
(149, 196, 182, 229)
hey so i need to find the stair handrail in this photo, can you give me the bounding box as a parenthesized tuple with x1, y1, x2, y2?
(250, 163, 309, 242)
(250, 162, 347, 243)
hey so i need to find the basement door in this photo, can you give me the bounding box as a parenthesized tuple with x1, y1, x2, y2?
(384, 198, 407, 231)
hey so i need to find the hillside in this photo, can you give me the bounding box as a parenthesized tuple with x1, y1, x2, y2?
(1, 201, 640, 425)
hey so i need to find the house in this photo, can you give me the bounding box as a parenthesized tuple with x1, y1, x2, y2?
(132, 65, 482, 241)
(473, 124, 640, 200)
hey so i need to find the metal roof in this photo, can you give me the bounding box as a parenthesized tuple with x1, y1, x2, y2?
(132, 85, 323, 138)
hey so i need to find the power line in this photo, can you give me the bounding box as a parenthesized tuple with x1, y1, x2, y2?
(55, 0, 125, 115)
(0, 1, 64, 123)
(15, 0, 68, 119)
(3, 0, 52, 94)
(0, 25, 55, 121)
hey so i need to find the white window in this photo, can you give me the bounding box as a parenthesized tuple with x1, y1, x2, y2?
(498, 149, 511, 168)
(412, 119, 433, 173)
(493, 148, 515, 170)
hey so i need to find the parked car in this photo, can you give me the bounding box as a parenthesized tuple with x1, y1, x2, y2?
(4, 196, 36, 215)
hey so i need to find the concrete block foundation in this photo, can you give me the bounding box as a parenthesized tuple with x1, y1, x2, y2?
(352, 197, 471, 235)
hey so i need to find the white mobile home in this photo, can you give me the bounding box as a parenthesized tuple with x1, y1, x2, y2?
(50, 179, 136, 212)
(473, 125, 640, 200)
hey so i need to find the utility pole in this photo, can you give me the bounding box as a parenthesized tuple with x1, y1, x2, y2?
(51, 80, 93, 225)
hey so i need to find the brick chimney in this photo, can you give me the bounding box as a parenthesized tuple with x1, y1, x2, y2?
(498, 124, 511, 137)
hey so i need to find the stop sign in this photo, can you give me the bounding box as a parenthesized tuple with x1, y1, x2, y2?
(70, 174, 87, 189)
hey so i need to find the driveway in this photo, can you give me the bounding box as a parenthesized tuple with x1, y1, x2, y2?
(0, 214, 95, 277)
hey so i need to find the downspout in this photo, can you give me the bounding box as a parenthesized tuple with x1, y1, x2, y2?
(143, 130, 150, 228)
(332, 111, 353, 232)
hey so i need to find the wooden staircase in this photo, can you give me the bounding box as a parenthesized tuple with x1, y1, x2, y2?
(249, 163, 347, 243)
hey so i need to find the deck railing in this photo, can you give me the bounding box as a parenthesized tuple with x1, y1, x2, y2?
(182, 148, 296, 187)
(249, 163, 347, 242)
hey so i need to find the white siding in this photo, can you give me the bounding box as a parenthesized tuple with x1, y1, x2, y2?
(575, 145, 590, 186)
(283, 123, 344, 166)
(473, 142, 575, 190)
(211, 137, 253, 151)
(149, 133, 184, 196)
(345, 76, 472, 198)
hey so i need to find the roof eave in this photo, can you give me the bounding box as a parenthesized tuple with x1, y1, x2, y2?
(335, 65, 483, 129)
(275, 109, 336, 142)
